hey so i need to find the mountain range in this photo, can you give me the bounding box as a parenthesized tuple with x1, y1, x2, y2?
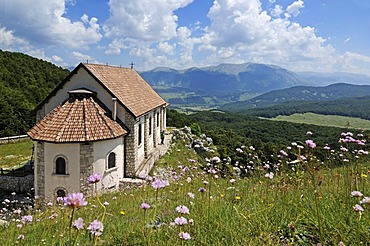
(140, 63, 370, 94)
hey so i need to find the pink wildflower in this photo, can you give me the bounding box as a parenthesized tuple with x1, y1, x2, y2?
(151, 178, 169, 190)
(178, 232, 191, 240)
(72, 218, 84, 230)
(87, 173, 102, 184)
(353, 204, 364, 212)
(63, 192, 88, 209)
(174, 217, 188, 226)
(305, 139, 316, 148)
(351, 191, 363, 197)
(176, 205, 190, 214)
(140, 203, 151, 210)
(87, 219, 104, 236)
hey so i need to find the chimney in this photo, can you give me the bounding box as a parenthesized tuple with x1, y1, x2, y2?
(112, 98, 117, 121)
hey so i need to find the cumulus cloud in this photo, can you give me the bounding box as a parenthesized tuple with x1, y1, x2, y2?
(71, 51, 93, 62)
(157, 42, 176, 54)
(0, 26, 25, 47)
(0, 0, 102, 49)
(103, 0, 193, 42)
(286, 0, 304, 17)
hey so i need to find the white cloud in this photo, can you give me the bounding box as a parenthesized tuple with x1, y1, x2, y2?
(0, 26, 25, 47)
(286, 0, 304, 17)
(344, 37, 351, 43)
(0, 0, 102, 49)
(52, 55, 63, 62)
(71, 51, 93, 62)
(104, 0, 193, 42)
(157, 42, 175, 54)
(271, 5, 284, 17)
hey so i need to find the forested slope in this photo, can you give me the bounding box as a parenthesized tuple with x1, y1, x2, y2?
(0, 50, 69, 137)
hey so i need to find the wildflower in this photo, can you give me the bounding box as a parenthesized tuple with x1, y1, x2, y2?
(249, 146, 255, 151)
(47, 202, 53, 207)
(178, 232, 191, 240)
(280, 150, 288, 156)
(48, 213, 58, 220)
(235, 196, 241, 200)
(198, 187, 206, 192)
(236, 148, 243, 153)
(87, 173, 102, 184)
(323, 145, 330, 150)
(17, 234, 24, 240)
(187, 192, 195, 199)
(21, 215, 33, 224)
(151, 178, 169, 190)
(16, 224, 22, 229)
(340, 147, 348, 152)
(351, 191, 363, 197)
(186, 177, 192, 183)
(63, 193, 87, 209)
(174, 217, 188, 226)
(87, 219, 104, 236)
(203, 180, 209, 185)
(306, 131, 313, 135)
(229, 178, 236, 184)
(360, 197, 370, 204)
(120, 211, 125, 215)
(11, 192, 16, 196)
(176, 205, 190, 214)
(212, 156, 221, 163)
(361, 173, 368, 178)
(305, 139, 316, 148)
(140, 203, 151, 210)
(72, 218, 84, 230)
(265, 172, 274, 179)
(103, 201, 109, 206)
(353, 204, 364, 212)
(188, 218, 194, 225)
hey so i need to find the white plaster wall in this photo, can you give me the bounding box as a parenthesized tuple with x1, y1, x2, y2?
(147, 111, 154, 151)
(40, 67, 126, 124)
(44, 143, 80, 199)
(137, 116, 145, 165)
(93, 137, 124, 190)
(33, 141, 39, 196)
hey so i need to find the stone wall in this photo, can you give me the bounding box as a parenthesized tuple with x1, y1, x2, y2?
(124, 114, 137, 177)
(36, 141, 45, 198)
(80, 142, 94, 189)
(0, 175, 34, 193)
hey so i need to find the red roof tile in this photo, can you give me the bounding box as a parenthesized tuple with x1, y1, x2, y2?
(83, 63, 167, 117)
(28, 93, 127, 143)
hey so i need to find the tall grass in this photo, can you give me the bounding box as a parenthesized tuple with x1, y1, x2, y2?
(0, 133, 370, 245)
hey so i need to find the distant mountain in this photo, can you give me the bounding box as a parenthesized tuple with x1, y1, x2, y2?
(298, 72, 370, 86)
(140, 63, 305, 93)
(220, 83, 370, 111)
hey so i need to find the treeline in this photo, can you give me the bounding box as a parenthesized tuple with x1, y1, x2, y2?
(167, 109, 363, 163)
(0, 50, 69, 137)
(239, 96, 370, 120)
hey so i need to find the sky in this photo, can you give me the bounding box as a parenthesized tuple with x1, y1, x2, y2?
(1, 0, 370, 75)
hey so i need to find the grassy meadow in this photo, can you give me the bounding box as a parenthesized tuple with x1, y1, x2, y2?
(0, 139, 33, 169)
(1, 131, 370, 245)
(267, 112, 370, 130)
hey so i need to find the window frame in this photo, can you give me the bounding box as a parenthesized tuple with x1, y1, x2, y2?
(107, 152, 116, 170)
(54, 156, 67, 175)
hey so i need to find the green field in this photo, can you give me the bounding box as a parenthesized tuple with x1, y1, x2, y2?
(0, 139, 33, 169)
(266, 112, 370, 129)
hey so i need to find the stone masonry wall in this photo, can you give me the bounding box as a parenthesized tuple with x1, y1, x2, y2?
(124, 115, 137, 177)
(80, 143, 94, 189)
(36, 141, 45, 198)
(0, 175, 34, 193)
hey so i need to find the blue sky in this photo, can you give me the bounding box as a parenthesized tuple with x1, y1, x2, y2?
(1, 0, 370, 75)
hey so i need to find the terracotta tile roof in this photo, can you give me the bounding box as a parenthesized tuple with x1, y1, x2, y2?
(83, 63, 167, 117)
(28, 92, 127, 143)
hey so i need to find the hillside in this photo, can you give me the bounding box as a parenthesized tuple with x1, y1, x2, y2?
(0, 50, 69, 137)
(140, 63, 305, 94)
(220, 83, 370, 111)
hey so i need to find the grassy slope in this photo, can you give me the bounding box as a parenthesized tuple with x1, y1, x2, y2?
(265, 112, 370, 129)
(0, 139, 33, 169)
(1, 137, 370, 245)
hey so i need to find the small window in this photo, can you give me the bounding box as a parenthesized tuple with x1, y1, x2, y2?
(56, 189, 66, 198)
(149, 117, 152, 135)
(55, 157, 66, 175)
(157, 112, 160, 127)
(138, 123, 142, 145)
(108, 152, 116, 169)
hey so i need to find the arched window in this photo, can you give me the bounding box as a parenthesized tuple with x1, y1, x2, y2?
(56, 189, 66, 198)
(55, 157, 66, 175)
(108, 152, 116, 169)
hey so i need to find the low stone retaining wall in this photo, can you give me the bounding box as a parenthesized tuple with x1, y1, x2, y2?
(0, 135, 29, 144)
(0, 175, 34, 193)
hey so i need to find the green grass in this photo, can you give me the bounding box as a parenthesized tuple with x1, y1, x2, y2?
(1, 137, 370, 245)
(266, 112, 370, 129)
(0, 139, 33, 169)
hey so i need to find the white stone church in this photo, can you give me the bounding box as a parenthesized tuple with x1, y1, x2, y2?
(27, 63, 168, 200)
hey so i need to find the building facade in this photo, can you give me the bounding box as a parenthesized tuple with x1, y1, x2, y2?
(28, 63, 167, 200)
